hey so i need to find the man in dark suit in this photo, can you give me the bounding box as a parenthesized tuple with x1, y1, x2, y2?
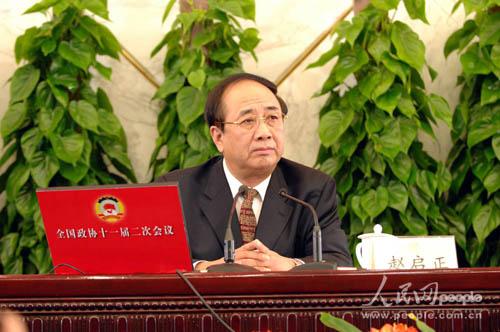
(157, 73, 352, 271)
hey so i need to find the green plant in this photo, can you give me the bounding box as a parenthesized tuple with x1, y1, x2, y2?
(149, 0, 260, 178)
(311, 0, 456, 263)
(443, 0, 499, 266)
(0, 0, 136, 274)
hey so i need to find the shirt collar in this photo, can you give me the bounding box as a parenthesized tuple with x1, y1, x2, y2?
(222, 158, 271, 200)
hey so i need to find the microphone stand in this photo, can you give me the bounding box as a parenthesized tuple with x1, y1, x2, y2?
(207, 186, 258, 273)
(279, 190, 337, 271)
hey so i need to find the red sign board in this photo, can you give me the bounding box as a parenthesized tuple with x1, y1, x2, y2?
(36, 184, 192, 274)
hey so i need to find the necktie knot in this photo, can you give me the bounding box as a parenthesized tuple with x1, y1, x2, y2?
(244, 188, 258, 200)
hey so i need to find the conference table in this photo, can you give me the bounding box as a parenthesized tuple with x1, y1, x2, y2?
(0, 268, 499, 332)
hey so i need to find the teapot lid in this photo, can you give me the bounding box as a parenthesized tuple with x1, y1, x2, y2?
(357, 224, 397, 239)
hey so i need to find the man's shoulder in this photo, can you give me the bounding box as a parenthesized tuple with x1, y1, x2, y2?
(155, 156, 222, 183)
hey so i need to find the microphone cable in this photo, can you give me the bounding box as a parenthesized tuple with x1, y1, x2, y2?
(175, 270, 236, 332)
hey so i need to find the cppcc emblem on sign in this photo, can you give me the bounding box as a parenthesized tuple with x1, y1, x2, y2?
(95, 196, 125, 222)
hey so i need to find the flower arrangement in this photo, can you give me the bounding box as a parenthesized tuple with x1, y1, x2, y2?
(320, 312, 436, 332)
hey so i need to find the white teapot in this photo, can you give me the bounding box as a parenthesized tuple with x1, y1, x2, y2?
(355, 224, 399, 269)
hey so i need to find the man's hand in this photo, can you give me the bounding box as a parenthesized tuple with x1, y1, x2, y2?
(246, 239, 297, 271)
(195, 240, 297, 272)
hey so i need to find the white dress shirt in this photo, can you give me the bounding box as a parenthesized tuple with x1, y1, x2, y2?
(223, 158, 271, 222)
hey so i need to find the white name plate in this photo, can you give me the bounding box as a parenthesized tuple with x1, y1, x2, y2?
(356, 235, 458, 270)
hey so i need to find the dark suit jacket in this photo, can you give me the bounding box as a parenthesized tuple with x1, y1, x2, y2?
(157, 156, 352, 266)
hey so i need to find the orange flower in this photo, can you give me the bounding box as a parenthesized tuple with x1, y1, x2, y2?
(370, 323, 419, 332)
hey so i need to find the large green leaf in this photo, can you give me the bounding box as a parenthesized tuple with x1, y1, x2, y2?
(48, 71, 78, 91)
(209, 0, 255, 20)
(161, 0, 176, 22)
(381, 52, 410, 84)
(28, 244, 53, 274)
(375, 83, 403, 115)
(14, 27, 39, 63)
(491, 44, 500, 69)
(468, 113, 497, 148)
(50, 132, 85, 164)
(1, 102, 28, 138)
(387, 181, 408, 212)
(371, 69, 395, 100)
(389, 152, 413, 183)
(21, 127, 43, 162)
(408, 185, 429, 220)
(400, 209, 428, 235)
(0, 142, 18, 169)
(332, 44, 369, 84)
(6, 162, 30, 202)
(319, 109, 354, 147)
(428, 94, 452, 127)
(187, 69, 207, 89)
(187, 124, 211, 152)
(176, 86, 205, 127)
(493, 136, 500, 160)
(69, 100, 99, 133)
(38, 106, 64, 136)
(308, 39, 341, 68)
(460, 43, 491, 75)
(351, 195, 368, 222)
(478, 12, 500, 46)
(473, 202, 499, 243)
(397, 91, 417, 118)
(154, 73, 185, 99)
(47, 80, 69, 107)
(10, 64, 40, 103)
(0, 233, 19, 266)
(371, 0, 400, 10)
(24, 0, 59, 13)
(79, 16, 121, 59)
(29, 151, 59, 188)
(483, 164, 500, 195)
(97, 108, 124, 140)
(15, 187, 37, 219)
(416, 170, 437, 199)
(373, 118, 417, 160)
(359, 69, 382, 99)
(239, 28, 260, 51)
(444, 20, 477, 57)
(391, 21, 425, 71)
(319, 155, 346, 177)
(58, 40, 93, 70)
(364, 108, 388, 134)
(82, 0, 109, 19)
(99, 138, 137, 182)
(403, 0, 428, 23)
(368, 34, 391, 63)
(360, 186, 389, 219)
(342, 15, 365, 46)
(335, 129, 365, 158)
(59, 160, 89, 183)
(480, 76, 500, 106)
(362, 142, 386, 175)
(437, 162, 452, 195)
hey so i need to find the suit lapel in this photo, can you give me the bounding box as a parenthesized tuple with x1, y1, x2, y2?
(199, 159, 242, 248)
(255, 165, 293, 250)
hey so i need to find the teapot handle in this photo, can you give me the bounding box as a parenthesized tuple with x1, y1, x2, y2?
(355, 242, 367, 268)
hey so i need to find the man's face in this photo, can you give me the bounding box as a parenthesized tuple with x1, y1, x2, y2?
(210, 79, 285, 182)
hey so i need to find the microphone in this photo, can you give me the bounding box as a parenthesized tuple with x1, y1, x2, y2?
(279, 189, 337, 271)
(207, 185, 257, 272)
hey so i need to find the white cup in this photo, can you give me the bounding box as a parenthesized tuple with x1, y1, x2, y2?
(355, 224, 398, 269)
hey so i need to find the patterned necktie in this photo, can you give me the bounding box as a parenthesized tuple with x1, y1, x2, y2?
(239, 188, 258, 244)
